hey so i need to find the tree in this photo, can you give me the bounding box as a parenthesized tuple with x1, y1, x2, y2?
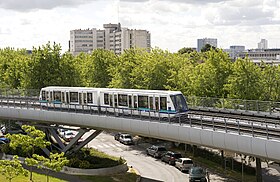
(0, 155, 28, 182)
(225, 58, 262, 100)
(6, 125, 51, 181)
(0, 48, 28, 88)
(178, 47, 196, 54)
(190, 49, 232, 97)
(21, 42, 64, 89)
(32, 152, 69, 182)
(201, 44, 216, 52)
(259, 63, 280, 101)
(78, 49, 117, 87)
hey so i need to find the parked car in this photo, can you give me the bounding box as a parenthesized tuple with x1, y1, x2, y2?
(189, 167, 207, 182)
(114, 132, 122, 141)
(119, 133, 133, 145)
(0, 137, 10, 144)
(63, 130, 76, 142)
(146, 145, 167, 158)
(175, 157, 193, 172)
(161, 151, 182, 165)
(58, 128, 68, 137)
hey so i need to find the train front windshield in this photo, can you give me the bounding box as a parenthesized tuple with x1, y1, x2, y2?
(170, 94, 188, 112)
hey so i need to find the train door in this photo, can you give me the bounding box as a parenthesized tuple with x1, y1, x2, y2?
(83, 92, 87, 105)
(61, 91, 65, 103)
(109, 94, 113, 107)
(65, 91, 69, 104)
(133, 95, 138, 109)
(128, 95, 132, 108)
(114, 93, 118, 107)
(149, 96, 154, 110)
(50, 91, 53, 102)
(79, 92, 83, 105)
(155, 97, 159, 111)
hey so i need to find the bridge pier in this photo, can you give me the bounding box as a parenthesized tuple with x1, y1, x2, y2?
(255, 157, 262, 182)
(41, 126, 103, 155)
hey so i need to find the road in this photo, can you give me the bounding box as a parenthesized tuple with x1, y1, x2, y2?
(84, 131, 228, 182)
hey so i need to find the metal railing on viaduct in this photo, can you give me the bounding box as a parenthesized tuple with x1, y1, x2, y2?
(0, 89, 279, 162)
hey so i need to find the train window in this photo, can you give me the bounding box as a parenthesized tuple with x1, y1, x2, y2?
(104, 93, 109, 105)
(54, 91, 61, 101)
(155, 97, 159, 111)
(87, 93, 93, 104)
(160, 97, 167, 110)
(134, 96, 137, 108)
(171, 94, 188, 112)
(118, 94, 127, 106)
(149, 97, 153, 110)
(70, 92, 78, 102)
(109, 94, 113, 106)
(138, 95, 148, 108)
(41, 91, 46, 100)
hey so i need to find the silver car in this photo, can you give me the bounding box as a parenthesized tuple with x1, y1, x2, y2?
(175, 158, 193, 172)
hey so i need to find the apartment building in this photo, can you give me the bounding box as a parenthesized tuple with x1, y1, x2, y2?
(69, 23, 151, 55)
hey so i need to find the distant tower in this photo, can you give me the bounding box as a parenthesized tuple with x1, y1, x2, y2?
(197, 38, 217, 52)
(258, 39, 268, 49)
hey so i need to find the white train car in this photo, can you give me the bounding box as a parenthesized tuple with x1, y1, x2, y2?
(39, 86, 188, 117)
(39, 86, 100, 110)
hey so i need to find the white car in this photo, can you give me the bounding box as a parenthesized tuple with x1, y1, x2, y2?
(63, 130, 76, 142)
(58, 128, 68, 137)
(119, 133, 133, 145)
(175, 158, 194, 172)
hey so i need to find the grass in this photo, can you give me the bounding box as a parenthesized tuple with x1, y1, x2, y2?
(0, 172, 66, 182)
(81, 172, 139, 182)
(0, 171, 139, 182)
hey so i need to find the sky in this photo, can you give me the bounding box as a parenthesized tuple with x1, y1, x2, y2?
(0, 0, 280, 53)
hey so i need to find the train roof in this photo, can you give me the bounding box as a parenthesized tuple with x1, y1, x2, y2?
(41, 86, 183, 95)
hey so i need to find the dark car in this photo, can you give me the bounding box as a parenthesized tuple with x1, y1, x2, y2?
(161, 151, 182, 165)
(189, 167, 207, 182)
(114, 132, 122, 141)
(146, 145, 167, 158)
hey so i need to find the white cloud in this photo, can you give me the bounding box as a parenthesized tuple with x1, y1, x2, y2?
(0, 0, 280, 52)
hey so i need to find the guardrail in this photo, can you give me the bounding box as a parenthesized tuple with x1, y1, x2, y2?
(187, 96, 280, 114)
(0, 97, 279, 141)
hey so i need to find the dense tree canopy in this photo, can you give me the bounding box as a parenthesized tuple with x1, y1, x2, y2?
(0, 43, 280, 101)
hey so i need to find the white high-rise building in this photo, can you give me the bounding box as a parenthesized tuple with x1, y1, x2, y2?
(197, 38, 217, 52)
(258, 39, 268, 49)
(69, 23, 151, 55)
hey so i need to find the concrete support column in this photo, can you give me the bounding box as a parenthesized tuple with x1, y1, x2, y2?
(256, 157, 262, 182)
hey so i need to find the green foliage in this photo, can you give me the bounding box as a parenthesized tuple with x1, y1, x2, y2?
(67, 148, 123, 169)
(77, 49, 116, 87)
(225, 58, 262, 100)
(178, 47, 196, 54)
(6, 125, 51, 155)
(190, 49, 232, 97)
(1, 42, 280, 101)
(201, 44, 216, 52)
(0, 155, 28, 182)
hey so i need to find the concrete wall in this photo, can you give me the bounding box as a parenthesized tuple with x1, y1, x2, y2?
(62, 164, 128, 175)
(1, 107, 280, 162)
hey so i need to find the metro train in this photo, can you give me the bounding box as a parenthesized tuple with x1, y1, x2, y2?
(39, 86, 188, 117)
